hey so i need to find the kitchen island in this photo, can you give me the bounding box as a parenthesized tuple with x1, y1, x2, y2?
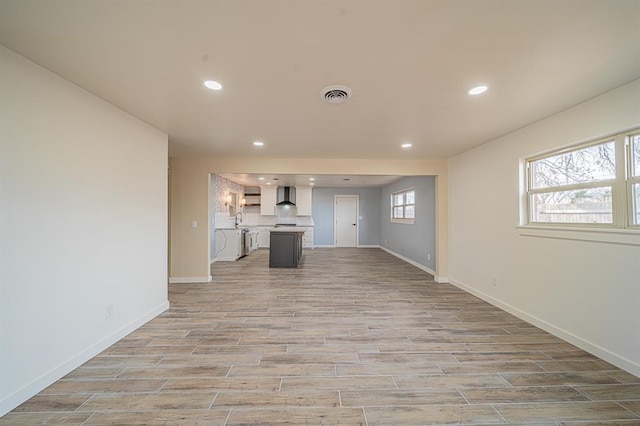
(269, 227, 305, 268)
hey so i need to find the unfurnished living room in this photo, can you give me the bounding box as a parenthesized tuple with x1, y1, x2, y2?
(1, 1, 640, 424)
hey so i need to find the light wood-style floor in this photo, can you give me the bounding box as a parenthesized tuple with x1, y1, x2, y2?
(3, 248, 640, 425)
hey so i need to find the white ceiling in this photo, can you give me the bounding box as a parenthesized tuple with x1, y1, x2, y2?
(220, 173, 402, 188)
(1, 0, 639, 161)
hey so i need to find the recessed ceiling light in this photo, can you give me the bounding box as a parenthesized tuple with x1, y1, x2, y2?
(401, 143, 412, 148)
(253, 141, 264, 146)
(266, 182, 272, 185)
(468, 85, 488, 95)
(204, 80, 222, 90)
(258, 177, 265, 181)
(309, 177, 315, 181)
(310, 183, 315, 186)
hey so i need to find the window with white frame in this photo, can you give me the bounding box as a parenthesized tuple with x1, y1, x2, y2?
(630, 132, 640, 225)
(391, 189, 415, 223)
(525, 128, 640, 229)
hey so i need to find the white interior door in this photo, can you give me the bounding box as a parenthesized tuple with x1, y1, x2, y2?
(335, 196, 358, 247)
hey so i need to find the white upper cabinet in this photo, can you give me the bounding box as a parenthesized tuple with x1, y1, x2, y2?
(295, 186, 313, 216)
(260, 185, 277, 215)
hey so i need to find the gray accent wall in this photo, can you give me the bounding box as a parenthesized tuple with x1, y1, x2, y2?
(312, 187, 380, 246)
(379, 176, 436, 270)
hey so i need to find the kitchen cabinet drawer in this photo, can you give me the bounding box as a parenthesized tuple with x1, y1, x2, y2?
(301, 227, 314, 249)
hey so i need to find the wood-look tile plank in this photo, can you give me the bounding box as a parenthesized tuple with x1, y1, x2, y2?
(460, 386, 588, 403)
(502, 371, 623, 386)
(358, 352, 458, 364)
(536, 360, 618, 372)
(84, 410, 230, 425)
(494, 401, 640, 422)
(280, 376, 397, 391)
(117, 365, 230, 379)
(213, 390, 340, 408)
(618, 400, 640, 416)
(227, 364, 335, 377)
(608, 371, 640, 384)
(61, 366, 125, 380)
(156, 353, 262, 366)
(341, 389, 466, 406)
(0, 412, 93, 425)
(80, 355, 162, 367)
(162, 377, 281, 392)
(225, 407, 366, 425)
(12, 395, 90, 412)
(336, 363, 442, 376)
(439, 361, 545, 374)
(364, 405, 504, 425)
(78, 392, 216, 411)
(394, 373, 510, 389)
(41, 378, 166, 394)
(573, 384, 640, 401)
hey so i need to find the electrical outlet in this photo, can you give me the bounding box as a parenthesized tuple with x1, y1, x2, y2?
(427, 253, 431, 261)
(106, 304, 114, 319)
(491, 277, 497, 287)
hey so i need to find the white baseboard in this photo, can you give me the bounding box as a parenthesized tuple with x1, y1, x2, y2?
(209, 258, 216, 264)
(315, 245, 336, 248)
(379, 246, 445, 281)
(449, 277, 640, 377)
(357, 245, 380, 248)
(0, 301, 169, 417)
(169, 275, 212, 284)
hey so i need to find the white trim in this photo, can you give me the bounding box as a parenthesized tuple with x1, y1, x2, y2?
(214, 255, 239, 262)
(357, 245, 380, 248)
(516, 225, 640, 246)
(390, 218, 415, 225)
(379, 246, 446, 282)
(209, 258, 216, 264)
(0, 301, 169, 416)
(448, 277, 640, 377)
(315, 244, 336, 248)
(169, 275, 213, 284)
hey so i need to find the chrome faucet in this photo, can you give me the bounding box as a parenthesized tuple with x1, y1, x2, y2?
(235, 212, 243, 227)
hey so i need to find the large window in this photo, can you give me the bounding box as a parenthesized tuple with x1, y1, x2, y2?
(525, 128, 640, 229)
(630, 132, 640, 225)
(391, 189, 415, 223)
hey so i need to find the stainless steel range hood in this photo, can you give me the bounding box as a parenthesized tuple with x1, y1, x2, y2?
(276, 186, 296, 206)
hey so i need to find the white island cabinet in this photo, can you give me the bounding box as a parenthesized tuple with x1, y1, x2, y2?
(260, 185, 277, 215)
(257, 227, 271, 248)
(214, 229, 244, 261)
(295, 186, 312, 216)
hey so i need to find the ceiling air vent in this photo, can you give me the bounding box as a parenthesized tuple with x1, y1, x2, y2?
(320, 85, 353, 104)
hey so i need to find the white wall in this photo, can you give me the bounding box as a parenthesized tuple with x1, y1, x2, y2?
(448, 79, 640, 376)
(0, 45, 169, 415)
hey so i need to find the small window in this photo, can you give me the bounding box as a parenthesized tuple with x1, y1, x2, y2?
(391, 189, 415, 223)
